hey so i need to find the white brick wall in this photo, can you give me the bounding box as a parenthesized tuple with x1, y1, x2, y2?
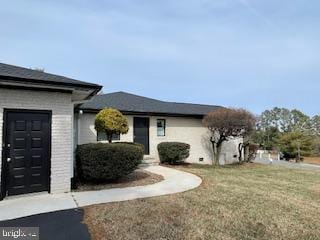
(78, 113, 242, 165)
(0, 89, 73, 194)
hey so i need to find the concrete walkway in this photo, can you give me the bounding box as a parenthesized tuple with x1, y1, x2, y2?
(0, 166, 202, 221)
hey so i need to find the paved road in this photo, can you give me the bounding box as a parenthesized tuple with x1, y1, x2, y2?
(0, 209, 90, 240)
(254, 157, 320, 171)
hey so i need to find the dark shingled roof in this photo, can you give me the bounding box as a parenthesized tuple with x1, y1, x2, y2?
(0, 62, 101, 89)
(79, 91, 221, 116)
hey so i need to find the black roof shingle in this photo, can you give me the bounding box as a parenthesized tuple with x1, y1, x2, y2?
(0, 62, 101, 89)
(79, 91, 221, 117)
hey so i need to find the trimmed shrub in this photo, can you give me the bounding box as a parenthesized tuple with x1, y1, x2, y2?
(76, 143, 144, 181)
(157, 142, 190, 164)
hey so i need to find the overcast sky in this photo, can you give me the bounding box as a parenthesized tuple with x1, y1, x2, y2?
(1, 0, 319, 115)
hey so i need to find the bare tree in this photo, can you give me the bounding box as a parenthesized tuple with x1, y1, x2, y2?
(203, 108, 256, 165)
(238, 140, 259, 163)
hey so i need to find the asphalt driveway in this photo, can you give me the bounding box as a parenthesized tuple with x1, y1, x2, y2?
(254, 157, 320, 171)
(0, 209, 90, 240)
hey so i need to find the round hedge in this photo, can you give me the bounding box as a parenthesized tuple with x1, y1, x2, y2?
(76, 142, 144, 181)
(157, 142, 190, 164)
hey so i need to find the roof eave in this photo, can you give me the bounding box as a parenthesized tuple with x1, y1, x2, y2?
(0, 76, 102, 101)
(0, 75, 102, 90)
(76, 108, 205, 118)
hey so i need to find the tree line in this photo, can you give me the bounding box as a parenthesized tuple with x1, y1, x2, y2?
(254, 107, 320, 160)
(203, 107, 319, 165)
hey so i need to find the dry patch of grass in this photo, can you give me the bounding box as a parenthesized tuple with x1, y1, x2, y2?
(75, 170, 163, 191)
(84, 164, 320, 240)
(303, 157, 320, 165)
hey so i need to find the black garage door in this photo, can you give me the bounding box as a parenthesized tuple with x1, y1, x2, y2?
(2, 110, 51, 197)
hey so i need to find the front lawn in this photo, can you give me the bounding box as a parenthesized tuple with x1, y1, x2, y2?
(84, 164, 320, 240)
(303, 156, 320, 165)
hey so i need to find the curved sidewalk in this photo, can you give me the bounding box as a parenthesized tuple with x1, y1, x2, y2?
(0, 166, 202, 221)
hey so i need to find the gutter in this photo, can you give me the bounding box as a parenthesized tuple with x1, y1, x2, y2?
(84, 86, 102, 100)
(0, 76, 103, 101)
(0, 75, 102, 90)
(76, 108, 205, 119)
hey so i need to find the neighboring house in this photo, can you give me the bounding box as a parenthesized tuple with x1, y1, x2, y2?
(0, 63, 101, 200)
(76, 92, 242, 165)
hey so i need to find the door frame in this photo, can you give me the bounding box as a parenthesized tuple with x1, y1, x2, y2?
(133, 117, 150, 155)
(0, 109, 52, 200)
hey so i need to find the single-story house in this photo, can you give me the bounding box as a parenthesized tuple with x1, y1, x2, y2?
(76, 92, 242, 165)
(0, 62, 241, 200)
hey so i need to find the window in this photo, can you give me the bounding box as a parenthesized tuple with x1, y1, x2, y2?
(157, 119, 166, 136)
(97, 131, 120, 141)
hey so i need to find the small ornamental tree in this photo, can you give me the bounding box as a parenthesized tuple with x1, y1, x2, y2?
(95, 108, 129, 143)
(203, 108, 256, 165)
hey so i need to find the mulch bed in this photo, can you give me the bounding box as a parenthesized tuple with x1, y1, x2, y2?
(74, 169, 164, 192)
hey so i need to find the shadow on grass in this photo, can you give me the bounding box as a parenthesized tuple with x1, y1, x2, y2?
(162, 161, 259, 170)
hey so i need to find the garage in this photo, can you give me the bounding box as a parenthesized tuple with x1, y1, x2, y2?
(0, 63, 101, 199)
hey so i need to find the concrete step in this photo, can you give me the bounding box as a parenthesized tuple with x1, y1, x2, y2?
(139, 157, 160, 167)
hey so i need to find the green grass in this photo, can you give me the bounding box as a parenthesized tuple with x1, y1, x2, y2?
(84, 163, 320, 240)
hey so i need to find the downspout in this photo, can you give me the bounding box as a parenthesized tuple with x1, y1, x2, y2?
(71, 86, 101, 185)
(71, 101, 88, 180)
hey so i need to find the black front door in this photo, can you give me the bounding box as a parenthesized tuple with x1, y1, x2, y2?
(133, 117, 149, 154)
(3, 110, 51, 196)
